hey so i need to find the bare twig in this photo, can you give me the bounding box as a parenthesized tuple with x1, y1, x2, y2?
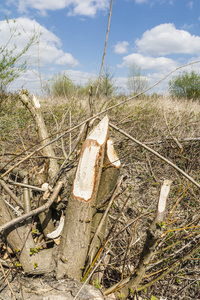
(137, 239, 200, 292)
(0, 179, 23, 209)
(95, 0, 113, 98)
(8, 180, 46, 192)
(0, 181, 63, 233)
(0, 261, 16, 300)
(109, 122, 200, 189)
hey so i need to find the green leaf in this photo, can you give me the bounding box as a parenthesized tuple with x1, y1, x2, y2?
(34, 262, 38, 269)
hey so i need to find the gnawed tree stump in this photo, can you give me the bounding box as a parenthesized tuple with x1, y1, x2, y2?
(0, 113, 120, 298)
(57, 116, 110, 280)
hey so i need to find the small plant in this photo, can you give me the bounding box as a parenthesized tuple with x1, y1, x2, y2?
(117, 291, 125, 299)
(30, 247, 40, 255)
(15, 261, 22, 268)
(34, 262, 38, 269)
(93, 278, 101, 289)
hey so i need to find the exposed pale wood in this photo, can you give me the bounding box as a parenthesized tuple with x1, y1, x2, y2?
(57, 116, 109, 280)
(157, 179, 172, 222)
(47, 213, 64, 239)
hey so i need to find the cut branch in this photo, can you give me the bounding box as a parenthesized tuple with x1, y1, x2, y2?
(0, 181, 63, 233)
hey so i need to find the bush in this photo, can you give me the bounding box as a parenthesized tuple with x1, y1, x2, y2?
(0, 18, 34, 92)
(169, 70, 200, 99)
(44, 73, 77, 99)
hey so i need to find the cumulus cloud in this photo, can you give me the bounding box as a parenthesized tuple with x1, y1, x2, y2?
(114, 41, 129, 54)
(136, 23, 200, 55)
(0, 18, 78, 67)
(118, 53, 177, 72)
(14, 0, 109, 17)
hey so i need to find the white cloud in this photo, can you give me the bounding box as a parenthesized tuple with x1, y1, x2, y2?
(65, 69, 96, 85)
(54, 53, 77, 66)
(136, 23, 200, 55)
(14, 0, 109, 17)
(118, 53, 178, 72)
(0, 18, 78, 67)
(187, 1, 193, 10)
(114, 41, 129, 54)
(135, 0, 148, 3)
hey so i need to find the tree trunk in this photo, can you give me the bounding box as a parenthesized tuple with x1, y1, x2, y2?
(57, 116, 109, 280)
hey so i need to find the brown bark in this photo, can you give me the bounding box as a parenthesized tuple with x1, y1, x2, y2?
(87, 139, 121, 277)
(19, 93, 59, 237)
(57, 116, 109, 280)
(0, 197, 55, 274)
(19, 93, 59, 179)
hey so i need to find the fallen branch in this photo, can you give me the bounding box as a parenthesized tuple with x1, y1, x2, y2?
(0, 181, 63, 234)
(0, 179, 24, 209)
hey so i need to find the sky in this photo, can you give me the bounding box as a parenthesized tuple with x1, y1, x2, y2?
(1, 0, 200, 95)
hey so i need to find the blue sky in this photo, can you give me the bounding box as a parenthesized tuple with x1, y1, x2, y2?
(1, 0, 200, 95)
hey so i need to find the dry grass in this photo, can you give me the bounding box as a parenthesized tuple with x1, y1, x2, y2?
(0, 94, 200, 299)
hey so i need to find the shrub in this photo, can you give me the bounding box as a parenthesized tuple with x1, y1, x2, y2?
(169, 70, 200, 99)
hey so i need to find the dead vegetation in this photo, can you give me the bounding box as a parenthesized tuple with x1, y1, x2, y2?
(0, 93, 200, 299)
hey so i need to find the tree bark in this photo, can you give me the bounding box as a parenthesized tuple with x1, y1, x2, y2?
(19, 93, 59, 237)
(0, 197, 55, 274)
(57, 116, 109, 280)
(86, 139, 121, 278)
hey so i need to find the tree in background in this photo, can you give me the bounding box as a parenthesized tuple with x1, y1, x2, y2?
(100, 66, 116, 97)
(169, 70, 200, 99)
(44, 72, 77, 99)
(0, 18, 34, 93)
(127, 63, 148, 95)
(82, 67, 116, 98)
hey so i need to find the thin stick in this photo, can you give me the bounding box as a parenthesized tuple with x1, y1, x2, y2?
(137, 239, 200, 292)
(0, 261, 16, 300)
(109, 122, 200, 190)
(95, 0, 113, 98)
(0, 181, 63, 233)
(8, 180, 46, 192)
(0, 179, 24, 209)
